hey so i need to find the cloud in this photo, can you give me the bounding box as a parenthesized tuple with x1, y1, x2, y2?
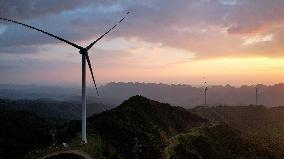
(0, 45, 39, 54)
(242, 34, 273, 46)
(0, 0, 284, 59)
(89, 48, 135, 68)
(0, 0, 126, 48)
(225, 0, 284, 35)
(0, 0, 93, 20)
(0, 57, 80, 84)
(0, 57, 76, 70)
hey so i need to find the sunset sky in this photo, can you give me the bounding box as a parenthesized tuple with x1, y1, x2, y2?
(0, 0, 284, 86)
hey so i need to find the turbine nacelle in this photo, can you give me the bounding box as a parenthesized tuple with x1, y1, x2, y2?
(79, 48, 88, 55)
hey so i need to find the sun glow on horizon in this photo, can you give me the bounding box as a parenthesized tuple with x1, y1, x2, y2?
(1, 1, 284, 86)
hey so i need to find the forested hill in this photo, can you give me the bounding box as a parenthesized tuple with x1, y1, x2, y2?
(0, 110, 53, 159)
(1, 83, 284, 108)
(87, 95, 208, 158)
(1, 96, 283, 159)
(100, 82, 284, 107)
(191, 105, 284, 157)
(84, 96, 279, 158)
(0, 98, 112, 120)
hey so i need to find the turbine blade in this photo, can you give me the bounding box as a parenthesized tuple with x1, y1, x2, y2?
(0, 18, 83, 50)
(85, 11, 130, 51)
(85, 53, 100, 97)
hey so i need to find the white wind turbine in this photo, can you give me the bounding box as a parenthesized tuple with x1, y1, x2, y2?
(204, 81, 208, 106)
(0, 12, 130, 144)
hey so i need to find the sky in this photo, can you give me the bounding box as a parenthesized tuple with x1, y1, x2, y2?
(0, 0, 284, 86)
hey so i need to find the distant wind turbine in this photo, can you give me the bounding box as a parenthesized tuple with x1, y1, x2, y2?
(255, 87, 259, 105)
(202, 78, 208, 106)
(204, 85, 208, 106)
(0, 11, 130, 144)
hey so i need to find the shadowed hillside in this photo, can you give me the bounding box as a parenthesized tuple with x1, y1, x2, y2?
(164, 124, 278, 159)
(4, 96, 283, 159)
(43, 96, 280, 159)
(0, 99, 112, 120)
(0, 110, 55, 159)
(191, 105, 284, 157)
(88, 95, 208, 158)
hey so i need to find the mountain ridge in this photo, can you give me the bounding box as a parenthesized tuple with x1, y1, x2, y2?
(1, 95, 283, 159)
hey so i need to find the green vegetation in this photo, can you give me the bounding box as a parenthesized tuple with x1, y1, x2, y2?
(2, 96, 284, 159)
(24, 95, 208, 159)
(68, 134, 121, 159)
(192, 105, 284, 158)
(88, 95, 207, 158)
(0, 110, 55, 159)
(0, 98, 111, 120)
(165, 124, 279, 159)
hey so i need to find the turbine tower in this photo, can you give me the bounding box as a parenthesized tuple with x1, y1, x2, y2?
(205, 86, 208, 106)
(203, 80, 208, 106)
(0, 12, 130, 144)
(255, 87, 259, 105)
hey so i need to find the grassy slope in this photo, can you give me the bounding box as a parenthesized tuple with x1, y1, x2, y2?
(191, 105, 284, 157)
(0, 110, 55, 159)
(88, 95, 207, 158)
(26, 95, 207, 159)
(25, 96, 284, 159)
(164, 124, 279, 159)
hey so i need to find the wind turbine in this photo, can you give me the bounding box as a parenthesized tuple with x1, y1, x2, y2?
(204, 85, 208, 106)
(0, 12, 130, 144)
(255, 87, 259, 105)
(202, 78, 208, 106)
